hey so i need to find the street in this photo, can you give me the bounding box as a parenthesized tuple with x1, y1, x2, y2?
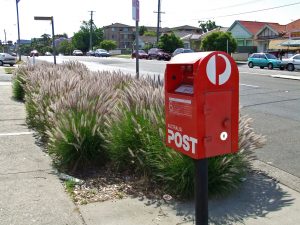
(36, 55, 300, 178)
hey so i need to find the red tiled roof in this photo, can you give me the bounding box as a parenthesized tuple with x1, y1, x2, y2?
(238, 20, 284, 35)
(286, 19, 300, 32)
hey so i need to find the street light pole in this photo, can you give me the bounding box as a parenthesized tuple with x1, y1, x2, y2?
(51, 17, 56, 65)
(34, 16, 56, 65)
(16, 0, 21, 61)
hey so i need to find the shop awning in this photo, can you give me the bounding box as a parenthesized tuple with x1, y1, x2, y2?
(280, 39, 300, 47)
(268, 39, 299, 50)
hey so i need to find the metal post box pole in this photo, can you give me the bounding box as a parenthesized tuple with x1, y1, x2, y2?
(195, 159, 208, 225)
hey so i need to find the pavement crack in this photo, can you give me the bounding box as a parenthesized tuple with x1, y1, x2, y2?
(0, 169, 53, 176)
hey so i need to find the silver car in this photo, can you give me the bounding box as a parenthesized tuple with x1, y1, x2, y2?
(281, 54, 300, 71)
(0, 53, 16, 66)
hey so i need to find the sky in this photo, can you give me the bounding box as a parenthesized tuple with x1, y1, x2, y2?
(1, 0, 300, 42)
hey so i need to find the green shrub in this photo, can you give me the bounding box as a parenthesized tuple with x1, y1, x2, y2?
(18, 61, 265, 199)
(48, 109, 107, 172)
(12, 73, 25, 101)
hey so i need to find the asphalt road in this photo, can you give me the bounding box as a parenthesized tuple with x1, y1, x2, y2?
(36, 55, 300, 178)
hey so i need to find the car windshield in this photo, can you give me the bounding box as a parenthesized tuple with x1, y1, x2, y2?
(265, 53, 277, 59)
(138, 50, 146, 53)
(183, 49, 193, 53)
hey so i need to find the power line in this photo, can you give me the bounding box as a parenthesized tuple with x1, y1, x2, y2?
(205, 0, 262, 12)
(199, 1, 300, 20)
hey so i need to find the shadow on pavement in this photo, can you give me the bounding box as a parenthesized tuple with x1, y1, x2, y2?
(145, 172, 294, 225)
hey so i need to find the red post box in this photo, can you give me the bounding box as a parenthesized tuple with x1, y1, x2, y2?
(165, 51, 239, 159)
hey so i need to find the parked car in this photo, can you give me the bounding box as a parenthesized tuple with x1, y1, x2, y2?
(30, 50, 39, 57)
(281, 54, 300, 71)
(148, 48, 171, 61)
(86, 50, 95, 56)
(0, 53, 16, 66)
(72, 50, 83, 56)
(131, 50, 148, 59)
(44, 51, 52, 56)
(247, 53, 283, 70)
(172, 48, 194, 57)
(95, 49, 110, 57)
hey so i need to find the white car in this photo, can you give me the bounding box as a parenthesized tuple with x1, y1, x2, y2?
(0, 53, 16, 66)
(72, 50, 83, 56)
(281, 54, 300, 71)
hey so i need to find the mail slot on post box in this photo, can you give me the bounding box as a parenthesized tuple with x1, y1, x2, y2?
(165, 51, 239, 159)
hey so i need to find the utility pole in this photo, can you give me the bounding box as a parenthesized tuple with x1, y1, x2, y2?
(88, 11, 95, 51)
(16, 0, 21, 61)
(154, 0, 165, 45)
(3, 29, 7, 53)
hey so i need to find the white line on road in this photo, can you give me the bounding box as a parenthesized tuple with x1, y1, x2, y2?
(0, 131, 34, 137)
(240, 83, 260, 88)
(239, 71, 273, 76)
(0, 82, 11, 86)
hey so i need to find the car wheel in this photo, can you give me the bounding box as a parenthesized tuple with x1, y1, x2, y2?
(280, 66, 284, 70)
(10, 64, 14, 67)
(267, 63, 273, 70)
(287, 64, 295, 71)
(248, 62, 254, 68)
(260, 66, 264, 69)
(0, 61, 3, 66)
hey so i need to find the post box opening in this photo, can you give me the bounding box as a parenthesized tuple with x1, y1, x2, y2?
(166, 64, 195, 95)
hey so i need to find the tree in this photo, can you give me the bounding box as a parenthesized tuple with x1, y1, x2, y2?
(198, 20, 218, 33)
(41, 33, 51, 46)
(201, 31, 237, 53)
(58, 40, 74, 55)
(157, 33, 184, 53)
(72, 20, 103, 52)
(139, 26, 148, 36)
(144, 31, 156, 37)
(99, 40, 117, 51)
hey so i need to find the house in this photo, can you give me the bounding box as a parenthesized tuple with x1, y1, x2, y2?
(103, 23, 135, 50)
(180, 27, 227, 50)
(228, 19, 300, 54)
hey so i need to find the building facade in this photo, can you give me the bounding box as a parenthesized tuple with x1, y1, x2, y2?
(228, 19, 300, 53)
(103, 23, 135, 50)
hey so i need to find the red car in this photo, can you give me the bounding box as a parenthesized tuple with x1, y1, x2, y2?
(148, 48, 171, 61)
(131, 50, 148, 59)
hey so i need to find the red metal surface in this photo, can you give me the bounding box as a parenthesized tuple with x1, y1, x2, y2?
(165, 51, 239, 159)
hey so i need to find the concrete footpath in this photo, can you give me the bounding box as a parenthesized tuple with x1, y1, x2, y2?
(1, 66, 300, 225)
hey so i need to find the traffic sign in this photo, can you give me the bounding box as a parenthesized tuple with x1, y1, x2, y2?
(132, 0, 140, 22)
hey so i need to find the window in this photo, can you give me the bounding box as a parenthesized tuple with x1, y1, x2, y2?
(246, 40, 253, 46)
(294, 55, 300, 60)
(237, 40, 244, 46)
(111, 28, 115, 32)
(124, 27, 128, 32)
(124, 34, 128, 40)
(112, 35, 114, 39)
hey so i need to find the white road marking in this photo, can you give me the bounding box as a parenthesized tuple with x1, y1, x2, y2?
(239, 71, 271, 76)
(271, 75, 300, 80)
(0, 82, 11, 86)
(0, 132, 34, 137)
(240, 83, 260, 88)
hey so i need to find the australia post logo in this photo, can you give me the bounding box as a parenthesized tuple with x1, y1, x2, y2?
(206, 53, 232, 86)
(167, 124, 198, 154)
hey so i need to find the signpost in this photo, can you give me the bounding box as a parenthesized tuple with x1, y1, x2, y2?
(132, 0, 140, 79)
(165, 52, 239, 224)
